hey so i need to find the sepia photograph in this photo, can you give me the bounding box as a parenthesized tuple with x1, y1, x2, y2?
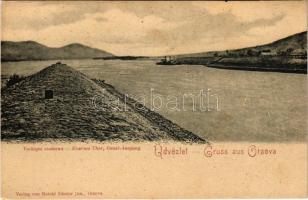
(1, 1, 307, 198)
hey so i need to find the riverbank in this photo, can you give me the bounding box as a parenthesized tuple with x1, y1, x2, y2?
(206, 63, 307, 74)
(169, 56, 307, 73)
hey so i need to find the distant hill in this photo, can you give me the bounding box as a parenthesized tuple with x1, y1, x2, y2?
(1, 41, 114, 61)
(168, 31, 307, 73)
(175, 31, 307, 58)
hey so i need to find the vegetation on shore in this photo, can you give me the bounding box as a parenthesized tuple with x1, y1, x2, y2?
(4, 74, 26, 88)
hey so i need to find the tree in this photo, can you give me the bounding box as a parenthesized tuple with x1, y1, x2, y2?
(6, 74, 25, 88)
(246, 49, 253, 56)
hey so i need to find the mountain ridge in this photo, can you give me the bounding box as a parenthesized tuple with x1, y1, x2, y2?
(173, 31, 307, 58)
(1, 41, 114, 61)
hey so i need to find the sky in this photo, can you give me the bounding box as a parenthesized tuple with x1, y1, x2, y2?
(1, 1, 307, 56)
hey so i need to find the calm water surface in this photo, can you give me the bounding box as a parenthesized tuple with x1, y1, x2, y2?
(2, 59, 307, 142)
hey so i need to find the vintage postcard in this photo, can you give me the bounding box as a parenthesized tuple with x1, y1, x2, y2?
(1, 1, 307, 198)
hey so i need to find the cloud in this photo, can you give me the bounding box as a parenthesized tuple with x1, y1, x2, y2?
(2, 2, 84, 30)
(194, 1, 299, 22)
(2, 1, 306, 56)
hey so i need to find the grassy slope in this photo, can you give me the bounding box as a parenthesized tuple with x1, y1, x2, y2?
(1, 63, 206, 143)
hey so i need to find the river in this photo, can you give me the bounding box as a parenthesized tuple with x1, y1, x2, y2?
(2, 59, 307, 142)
